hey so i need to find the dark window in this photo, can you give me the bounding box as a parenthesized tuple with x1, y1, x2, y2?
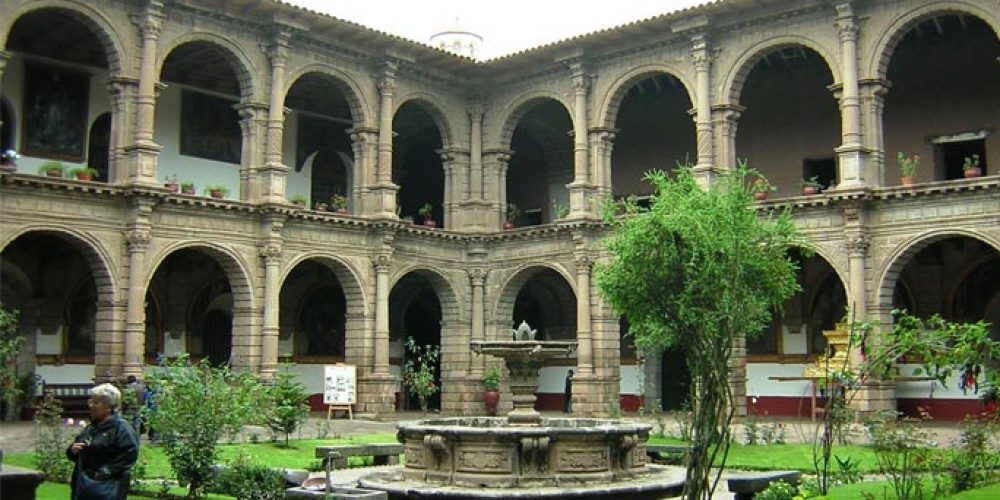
(22, 63, 90, 161)
(180, 91, 241, 164)
(746, 314, 781, 355)
(936, 138, 986, 180)
(87, 113, 111, 181)
(803, 157, 837, 190)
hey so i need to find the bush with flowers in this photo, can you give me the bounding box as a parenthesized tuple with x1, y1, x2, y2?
(402, 336, 440, 411)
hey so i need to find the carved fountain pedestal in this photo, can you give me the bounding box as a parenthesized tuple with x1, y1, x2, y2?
(358, 334, 686, 498)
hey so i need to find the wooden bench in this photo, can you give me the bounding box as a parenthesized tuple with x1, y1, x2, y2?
(315, 443, 404, 469)
(645, 444, 687, 464)
(42, 383, 92, 419)
(726, 471, 801, 500)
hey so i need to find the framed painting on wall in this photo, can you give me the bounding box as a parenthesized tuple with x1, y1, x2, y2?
(180, 90, 242, 164)
(21, 63, 90, 161)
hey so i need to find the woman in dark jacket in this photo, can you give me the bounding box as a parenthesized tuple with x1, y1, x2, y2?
(66, 383, 139, 500)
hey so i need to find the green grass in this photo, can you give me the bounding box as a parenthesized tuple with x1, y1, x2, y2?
(646, 436, 880, 473)
(817, 479, 1000, 499)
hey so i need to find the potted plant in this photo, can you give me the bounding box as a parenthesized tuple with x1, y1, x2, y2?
(481, 366, 502, 416)
(897, 151, 918, 186)
(204, 185, 228, 199)
(980, 383, 999, 420)
(331, 194, 348, 214)
(503, 203, 520, 230)
(163, 174, 179, 192)
(752, 174, 775, 201)
(314, 201, 329, 212)
(69, 167, 98, 181)
(800, 176, 823, 196)
(180, 181, 196, 195)
(37, 161, 65, 178)
(289, 194, 306, 208)
(963, 154, 982, 179)
(402, 337, 440, 412)
(418, 202, 436, 228)
(552, 200, 570, 220)
(0, 149, 19, 172)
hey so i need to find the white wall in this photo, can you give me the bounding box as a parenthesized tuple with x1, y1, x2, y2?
(747, 362, 978, 400)
(36, 364, 95, 385)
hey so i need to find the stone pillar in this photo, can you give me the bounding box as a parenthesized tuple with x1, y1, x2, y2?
(0, 50, 10, 84)
(235, 103, 268, 201)
(123, 0, 164, 186)
(711, 104, 743, 171)
(834, 3, 867, 189)
(566, 61, 594, 218)
(469, 268, 487, 378)
(359, 254, 395, 416)
(122, 201, 154, 379)
(860, 79, 890, 187)
(439, 148, 469, 229)
(588, 127, 616, 202)
(258, 215, 284, 379)
(106, 78, 137, 183)
(483, 149, 512, 228)
(372, 62, 399, 219)
(260, 29, 291, 204)
(730, 335, 748, 417)
(691, 33, 717, 184)
(456, 103, 492, 231)
(574, 253, 594, 374)
(349, 127, 379, 214)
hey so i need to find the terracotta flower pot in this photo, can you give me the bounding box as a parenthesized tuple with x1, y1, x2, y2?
(964, 168, 982, 179)
(802, 186, 819, 196)
(45, 169, 62, 177)
(335, 208, 348, 214)
(503, 221, 515, 230)
(753, 192, 769, 201)
(292, 201, 304, 208)
(165, 183, 179, 193)
(483, 390, 500, 416)
(181, 187, 196, 195)
(901, 176, 914, 186)
(423, 218, 437, 228)
(75, 172, 93, 181)
(210, 189, 223, 199)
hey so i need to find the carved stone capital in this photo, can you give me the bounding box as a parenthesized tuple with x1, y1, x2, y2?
(138, 1, 165, 39)
(469, 268, 487, 286)
(574, 254, 593, 271)
(124, 229, 151, 251)
(266, 29, 291, 67)
(259, 243, 282, 261)
(845, 234, 870, 258)
(374, 254, 391, 273)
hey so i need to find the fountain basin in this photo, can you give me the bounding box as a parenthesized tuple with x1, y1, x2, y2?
(394, 417, 652, 488)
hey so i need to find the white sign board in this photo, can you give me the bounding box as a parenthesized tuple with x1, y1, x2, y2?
(323, 364, 356, 405)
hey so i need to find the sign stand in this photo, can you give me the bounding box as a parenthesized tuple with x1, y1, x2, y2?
(326, 404, 353, 420)
(323, 364, 356, 421)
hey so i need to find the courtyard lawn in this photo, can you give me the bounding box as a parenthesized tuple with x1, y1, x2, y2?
(646, 436, 880, 473)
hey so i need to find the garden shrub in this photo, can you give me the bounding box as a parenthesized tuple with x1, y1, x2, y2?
(262, 365, 310, 446)
(869, 416, 937, 500)
(947, 418, 999, 492)
(210, 453, 285, 500)
(34, 391, 73, 482)
(755, 480, 797, 500)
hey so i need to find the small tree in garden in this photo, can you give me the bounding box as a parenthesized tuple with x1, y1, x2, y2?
(596, 166, 803, 500)
(402, 337, 440, 412)
(1, 306, 26, 421)
(809, 311, 1000, 496)
(145, 355, 260, 498)
(263, 364, 310, 446)
(34, 390, 74, 482)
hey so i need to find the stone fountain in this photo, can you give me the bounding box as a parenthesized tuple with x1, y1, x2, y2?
(358, 322, 686, 499)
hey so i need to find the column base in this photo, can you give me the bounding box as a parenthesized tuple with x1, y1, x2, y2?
(571, 373, 618, 417)
(368, 182, 399, 219)
(123, 141, 163, 187)
(850, 380, 897, 419)
(358, 373, 397, 417)
(835, 144, 869, 189)
(452, 199, 496, 232)
(566, 181, 595, 219)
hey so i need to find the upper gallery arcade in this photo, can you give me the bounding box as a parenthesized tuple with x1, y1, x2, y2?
(1, 0, 998, 419)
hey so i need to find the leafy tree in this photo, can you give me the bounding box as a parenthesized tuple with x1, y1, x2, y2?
(34, 390, 74, 482)
(596, 166, 803, 499)
(145, 355, 259, 498)
(263, 364, 310, 446)
(402, 337, 440, 411)
(1, 306, 26, 421)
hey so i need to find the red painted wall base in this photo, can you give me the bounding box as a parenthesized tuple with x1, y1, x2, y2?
(750, 396, 990, 422)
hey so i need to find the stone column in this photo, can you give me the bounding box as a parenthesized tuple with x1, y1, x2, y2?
(469, 268, 487, 377)
(456, 104, 492, 231)
(123, 199, 155, 379)
(236, 103, 268, 201)
(0, 50, 10, 85)
(483, 149, 512, 228)
(349, 127, 378, 214)
(258, 215, 284, 379)
(860, 79, 890, 187)
(588, 127, 616, 202)
(439, 148, 469, 229)
(373, 255, 391, 375)
(372, 62, 399, 218)
(566, 61, 593, 218)
(260, 29, 291, 204)
(574, 254, 594, 374)
(711, 104, 744, 171)
(691, 33, 717, 182)
(124, 1, 164, 186)
(834, 3, 867, 189)
(106, 78, 136, 183)
(468, 104, 485, 201)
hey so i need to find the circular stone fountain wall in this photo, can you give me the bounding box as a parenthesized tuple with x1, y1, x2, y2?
(394, 417, 651, 488)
